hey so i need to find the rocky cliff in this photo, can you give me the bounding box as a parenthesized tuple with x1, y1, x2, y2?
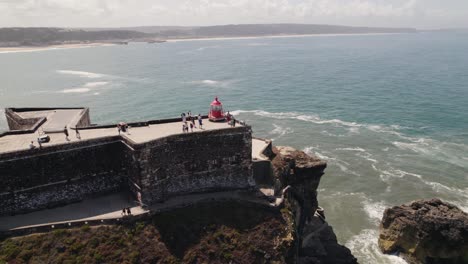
(0, 145, 357, 263)
(378, 199, 468, 264)
(271, 146, 357, 264)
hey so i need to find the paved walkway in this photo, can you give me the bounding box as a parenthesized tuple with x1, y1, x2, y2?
(0, 119, 243, 154)
(16, 109, 83, 133)
(252, 138, 270, 160)
(0, 190, 273, 231)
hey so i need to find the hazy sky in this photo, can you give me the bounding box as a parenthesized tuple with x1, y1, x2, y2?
(0, 0, 467, 29)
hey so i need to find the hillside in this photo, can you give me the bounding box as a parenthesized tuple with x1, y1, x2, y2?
(0, 24, 418, 47)
(0, 201, 294, 264)
(0, 28, 148, 47)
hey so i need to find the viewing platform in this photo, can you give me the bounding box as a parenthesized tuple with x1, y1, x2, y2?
(0, 108, 253, 153)
(0, 106, 272, 217)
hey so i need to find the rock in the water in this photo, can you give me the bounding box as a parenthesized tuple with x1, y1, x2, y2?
(378, 198, 468, 264)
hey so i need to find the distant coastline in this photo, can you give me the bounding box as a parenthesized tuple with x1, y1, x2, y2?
(0, 32, 411, 54)
(0, 43, 116, 54)
(0, 24, 418, 53)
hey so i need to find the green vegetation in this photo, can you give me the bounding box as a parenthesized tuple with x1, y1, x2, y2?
(0, 201, 293, 264)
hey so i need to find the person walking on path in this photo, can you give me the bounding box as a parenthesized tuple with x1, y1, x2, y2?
(75, 127, 81, 139)
(122, 208, 126, 216)
(126, 207, 132, 215)
(29, 141, 36, 150)
(64, 126, 70, 141)
(198, 114, 203, 129)
(117, 124, 121, 135)
(182, 123, 187, 133)
(190, 122, 194, 132)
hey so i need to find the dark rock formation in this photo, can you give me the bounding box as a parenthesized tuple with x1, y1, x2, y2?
(378, 198, 468, 264)
(272, 146, 357, 264)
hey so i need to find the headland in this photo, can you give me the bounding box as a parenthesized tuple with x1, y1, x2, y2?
(0, 106, 357, 263)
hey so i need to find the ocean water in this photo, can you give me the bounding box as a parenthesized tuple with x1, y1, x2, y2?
(1, 32, 467, 263)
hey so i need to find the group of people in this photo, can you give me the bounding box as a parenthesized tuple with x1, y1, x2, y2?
(117, 122, 130, 135)
(121, 207, 132, 216)
(181, 111, 203, 133)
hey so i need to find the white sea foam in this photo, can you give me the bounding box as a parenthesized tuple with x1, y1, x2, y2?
(230, 110, 405, 137)
(190, 79, 236, 87)
(392, 138, 468, 168)
(60, 81, 109, 94)
(303, 146, 335, 161)
(61, 88, 91, 93)
(374, 166, 468, 201)
(197, 45, 220, 51)
(346, 229, 408, 264)
(362, 199, 388, 224)
(270, 124, 293, 139)
(57, 70, 104, 78)
(336, 147, 366, 152)
(84, 81, 108, 87)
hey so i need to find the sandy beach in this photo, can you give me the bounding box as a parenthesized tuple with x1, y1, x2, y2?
(0, 33, 408, 54)
(0, 43, 116, 54)
(165, 32, 406, 42)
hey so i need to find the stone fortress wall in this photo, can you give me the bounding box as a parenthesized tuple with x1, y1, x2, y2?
(0, 108, 253, 216)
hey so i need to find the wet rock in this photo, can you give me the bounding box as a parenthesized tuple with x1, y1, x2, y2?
(378, 198, 468, 264)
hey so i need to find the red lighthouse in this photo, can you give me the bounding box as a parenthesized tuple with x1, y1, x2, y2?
(209, 97, 225, 122)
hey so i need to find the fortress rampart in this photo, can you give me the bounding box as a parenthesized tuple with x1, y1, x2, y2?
(0, 108, 253, 216)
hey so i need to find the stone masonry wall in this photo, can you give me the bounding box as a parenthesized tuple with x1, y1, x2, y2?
(74, 108, 91, 128)
(136, 126, 254, 204)
(0, 126, 254, 215)
(0, 138, 128, 215)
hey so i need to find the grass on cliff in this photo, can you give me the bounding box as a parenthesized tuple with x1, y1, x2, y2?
(0, 201, 295, 264)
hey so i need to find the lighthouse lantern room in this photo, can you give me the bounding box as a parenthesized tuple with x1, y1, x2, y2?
(209, 97, 225, 122)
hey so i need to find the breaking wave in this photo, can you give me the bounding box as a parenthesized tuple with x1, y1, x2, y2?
(197, 45, 220, 51)
(57, 70, 104, 78)
(189, 79, 233, 87)
(374, 166, 468, 202)
(346, 229, 408, 264)
(392, 138, 468, 168)
(230, 109, 402, 135)
(60, 81, 109, 94)
(303, 146, 361, 176)
(269, 124, 293, 139)
(362, 199, 388, 224)
(336, 147, 366, 152)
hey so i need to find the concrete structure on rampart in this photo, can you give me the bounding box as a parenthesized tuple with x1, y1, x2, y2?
(0, 107, 268, 216)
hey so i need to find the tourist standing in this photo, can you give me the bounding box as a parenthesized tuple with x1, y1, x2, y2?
(75, 127, 81, 139)
(198, 114, 203, 129)
(190, 122, 194, 132)
(64, 126, 69, 141)
(117, 124, 121, 135)
(181, 113, 186, 123)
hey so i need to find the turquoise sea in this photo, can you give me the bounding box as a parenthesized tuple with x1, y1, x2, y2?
(1, 32, 467, 263)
